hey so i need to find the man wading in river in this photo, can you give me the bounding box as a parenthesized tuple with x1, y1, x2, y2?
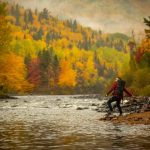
(106, 77, 132, 116)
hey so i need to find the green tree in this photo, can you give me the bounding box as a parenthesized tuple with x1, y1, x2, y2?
(15, 4, 20, 25)
(38, 8, 49, 21)
(28, 9, 34, 24)
(46, 31, 51, 45)
(24, 54, 31, 66)
(33, 27, 43, 40)
(10, 5, 15, 16)
(72, 20, 77, 32)
(24, 10, 28, 24)
(144, 16, 150, 39)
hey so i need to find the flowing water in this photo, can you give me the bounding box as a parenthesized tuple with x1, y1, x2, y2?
(0, 95, 150, 150)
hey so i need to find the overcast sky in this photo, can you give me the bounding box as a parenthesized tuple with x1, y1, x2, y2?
(7, 0, 150, 35)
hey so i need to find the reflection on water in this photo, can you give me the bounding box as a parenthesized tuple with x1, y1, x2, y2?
(0, 95, 150, 150)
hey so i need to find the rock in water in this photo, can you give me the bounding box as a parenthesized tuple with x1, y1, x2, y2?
(76, 106, 89, 110)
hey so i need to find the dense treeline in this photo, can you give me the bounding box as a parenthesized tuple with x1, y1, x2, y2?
(0, 2, 149, 95)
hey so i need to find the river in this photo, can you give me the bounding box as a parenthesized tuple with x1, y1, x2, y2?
(0, 95, 150, 150)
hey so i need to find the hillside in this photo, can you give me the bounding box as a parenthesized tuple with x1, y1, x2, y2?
(0, 2, 131, 94)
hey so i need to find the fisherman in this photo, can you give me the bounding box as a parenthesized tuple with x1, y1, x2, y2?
(106, 77, 132, 116)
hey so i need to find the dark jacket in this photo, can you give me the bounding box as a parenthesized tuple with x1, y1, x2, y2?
(107, 81, 132, 99)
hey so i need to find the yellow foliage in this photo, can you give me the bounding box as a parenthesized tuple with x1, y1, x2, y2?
(0, 15, 11, 52)
(10, 39, 46, 57)
(82, 54, 98, 85)
(10, 25, 24, 39)
(0, 53, 33, 93)
(58, 60, 76, 87)
(52, 38, 70, 49)
(6, 15, 16, 24)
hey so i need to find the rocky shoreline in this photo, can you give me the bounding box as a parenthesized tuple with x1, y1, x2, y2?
(100, 112, 150, 125)
(99, 96, 150, 125)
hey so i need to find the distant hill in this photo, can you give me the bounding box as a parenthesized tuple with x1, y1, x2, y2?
(109, 33, 129, 41)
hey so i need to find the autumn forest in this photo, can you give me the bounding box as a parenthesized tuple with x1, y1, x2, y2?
(0, 2, 150, 96)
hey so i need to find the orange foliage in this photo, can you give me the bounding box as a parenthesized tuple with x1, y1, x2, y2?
(58, 60, 76, 87)
(135, 38, 150, 62)
(0, 53, 33, 93)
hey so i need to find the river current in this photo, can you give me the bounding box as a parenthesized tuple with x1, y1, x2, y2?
(0, 95, 149, 150)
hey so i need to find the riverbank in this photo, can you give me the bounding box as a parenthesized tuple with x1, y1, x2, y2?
(114, 111, 150, 125)
(99, 96, 150, 125)
(100, 111, 150, 125)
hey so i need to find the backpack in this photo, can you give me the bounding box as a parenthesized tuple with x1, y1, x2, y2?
(117, 79, 126, 97)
